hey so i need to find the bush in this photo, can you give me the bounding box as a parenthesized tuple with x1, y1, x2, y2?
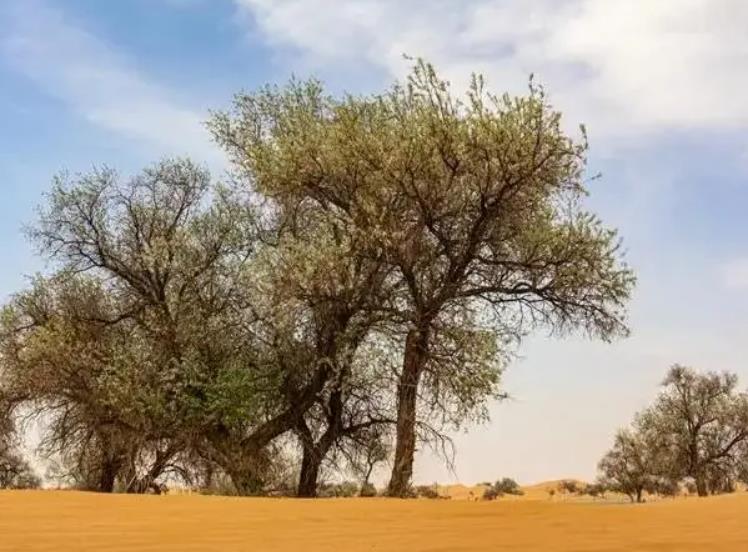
(318, 480, 360, 498)
(655, 479, 680, 497)
(482, 486, 501, 501)
(583, 483, 607, 498)
(483, 478, 524, 500)
(558, 480, 579, 494)
(414, 484, 440, 499)
(359, 482, 377, 497)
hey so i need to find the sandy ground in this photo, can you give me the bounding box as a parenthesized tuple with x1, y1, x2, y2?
(1, 490, 747, 551)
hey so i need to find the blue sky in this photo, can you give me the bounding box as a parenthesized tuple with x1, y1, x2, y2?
(2, 0, 748, 485)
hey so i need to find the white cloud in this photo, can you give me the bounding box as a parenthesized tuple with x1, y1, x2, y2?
(235, 0, 748, 138)
(722, 258, 748, 290)
(1, 0, 224, 168)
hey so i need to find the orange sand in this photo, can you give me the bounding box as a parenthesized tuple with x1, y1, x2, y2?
(1, 490, 747, 551)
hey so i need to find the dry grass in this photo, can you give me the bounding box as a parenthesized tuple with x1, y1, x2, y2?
(2, 489, 747, 551)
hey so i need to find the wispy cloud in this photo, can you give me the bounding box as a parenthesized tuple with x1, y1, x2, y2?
(235, 0, 748, 140)
(0, 0, 223, 168)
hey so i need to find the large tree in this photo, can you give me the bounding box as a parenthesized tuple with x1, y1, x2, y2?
(0, 159, 262, 492)
(210, 60, 635, 495)
(598, 428, 666, 503)
(638, 365, 748, 496)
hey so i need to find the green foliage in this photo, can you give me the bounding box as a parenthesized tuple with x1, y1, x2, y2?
(599, 365, 748, 500)
(1, 58, 637, 498)
(483, 478, 524, 500)
(211, 57, 635, 493)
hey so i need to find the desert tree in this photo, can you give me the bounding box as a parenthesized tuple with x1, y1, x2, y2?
(482, 477, 523, 500)
(598, 428, 666, 503)
(0, 159, 264, 492)
(210, 59, 635, 495)
(637, 365, 748, 497)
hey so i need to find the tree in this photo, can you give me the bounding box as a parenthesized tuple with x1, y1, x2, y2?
(210, 59, 635, 496)
(0, 159, 263, 493)
(598, 429, 664, 503)
(637, 365, 748, 497)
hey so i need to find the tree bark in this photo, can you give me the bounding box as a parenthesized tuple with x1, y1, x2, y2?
(297, 447, 322, 498)
(695, 475, 708, 497)
(294, 380, 345, 498)
(98, 459, 117, 493)
(388, 328, 428, 497)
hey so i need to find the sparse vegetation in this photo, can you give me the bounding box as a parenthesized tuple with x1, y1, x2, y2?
(557, 480, 580, 495)
(598, 365, 748, 500)
(413, 484, 441, 499)
(483, 478, 524, 500)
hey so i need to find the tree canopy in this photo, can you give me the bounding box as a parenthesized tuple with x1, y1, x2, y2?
(1, 60, 635, 497)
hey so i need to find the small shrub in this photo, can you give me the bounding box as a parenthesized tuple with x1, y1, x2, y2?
(318, 480, 360, 498)
(483, 478, 524, 500)
(584, 483, 606, 498)
(414, 484, 440, 499)
(558, 480, 579, 494)
(359, 482, 377, 497)
(482, 486, 501, 501)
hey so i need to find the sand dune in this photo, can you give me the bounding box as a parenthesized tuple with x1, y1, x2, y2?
(2, 489, 747, 551)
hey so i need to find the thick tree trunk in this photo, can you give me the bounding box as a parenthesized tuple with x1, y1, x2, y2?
(297, 447, 322, 498)
(388, 328, 427, 497)
(98, 460, 117, 493)
(636, 488, 643, 503)
(695, 475, 708, 497)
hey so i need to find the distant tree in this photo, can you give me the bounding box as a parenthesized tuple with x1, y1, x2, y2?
(598, 429, 663, 503)
(345, 428, 390, 497)
(584, 482, 607, 498)
(211, 59, 635, 496)
(483, 477, 523, 500)
(557, 480, 580, 495)
(637, 365, 748, 497)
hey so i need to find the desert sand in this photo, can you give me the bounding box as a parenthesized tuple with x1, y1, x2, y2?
(1, 488, 747, 551)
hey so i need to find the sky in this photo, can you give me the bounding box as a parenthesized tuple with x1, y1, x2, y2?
(1, 0, 748, 485)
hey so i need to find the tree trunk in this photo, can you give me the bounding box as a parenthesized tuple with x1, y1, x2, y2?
(388, 328, 427, 497)
(695, 475, 708, 497)
(636, 488, 643, 503)
(99, 460, 117, 493)
(297, 447, 322, 498)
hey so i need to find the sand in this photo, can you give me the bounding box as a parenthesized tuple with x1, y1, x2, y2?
(1, 489, 747, 551)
